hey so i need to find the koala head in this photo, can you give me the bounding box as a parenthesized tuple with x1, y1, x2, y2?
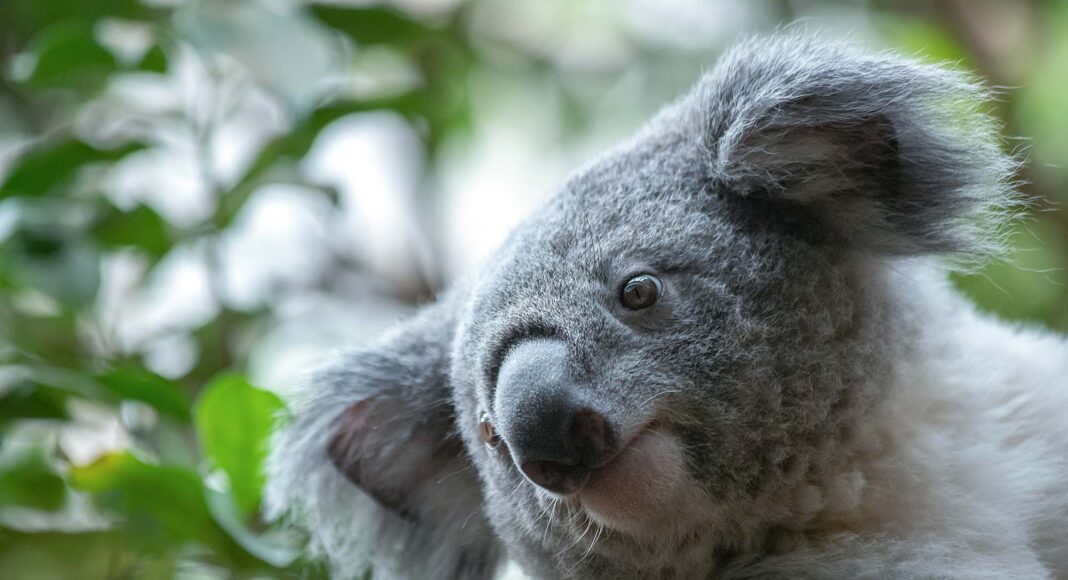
(267, 34, 1016, 579)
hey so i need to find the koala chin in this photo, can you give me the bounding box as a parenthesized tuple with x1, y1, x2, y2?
(266, 34, 1068, 579)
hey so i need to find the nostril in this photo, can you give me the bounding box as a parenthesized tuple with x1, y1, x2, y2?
(571, 408, 615, 466)
(507, 408, 618, 494)
(520, 460, 590, 495)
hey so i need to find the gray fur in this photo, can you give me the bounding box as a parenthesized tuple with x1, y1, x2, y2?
(265, 291, 503, 579)
(266, 34, 1063, 579)
(700, 35, 1018, 257)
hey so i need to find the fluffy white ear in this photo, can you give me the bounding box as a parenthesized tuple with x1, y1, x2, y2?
(702, 35, 1019, 256)
(265, 294, 501, 579)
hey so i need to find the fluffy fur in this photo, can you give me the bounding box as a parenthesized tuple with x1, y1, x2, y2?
(266, 34, 1067, 579)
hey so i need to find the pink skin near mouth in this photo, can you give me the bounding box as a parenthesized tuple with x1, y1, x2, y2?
(577, 427, 687, 534)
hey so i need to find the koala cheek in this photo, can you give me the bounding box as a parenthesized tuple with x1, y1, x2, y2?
(578, 429, 690, 534)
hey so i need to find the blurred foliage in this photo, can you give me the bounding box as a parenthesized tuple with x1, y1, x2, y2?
(0, 0, 1065, 578)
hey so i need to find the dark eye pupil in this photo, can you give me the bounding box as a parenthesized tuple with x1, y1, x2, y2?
(621, 274, 661, 310)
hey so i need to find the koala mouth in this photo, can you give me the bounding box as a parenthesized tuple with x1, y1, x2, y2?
(491, 336, 689, 528)
(576, 423, 688, 534)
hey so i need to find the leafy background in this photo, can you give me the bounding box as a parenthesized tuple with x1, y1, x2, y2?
(0, 0, 1065, 578)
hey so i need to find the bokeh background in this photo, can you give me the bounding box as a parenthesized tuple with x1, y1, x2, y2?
(0, 0, 1065, 578)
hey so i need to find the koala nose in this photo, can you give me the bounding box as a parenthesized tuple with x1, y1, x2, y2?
(493, 339, 616, 495)
(518, 408, 613, 495)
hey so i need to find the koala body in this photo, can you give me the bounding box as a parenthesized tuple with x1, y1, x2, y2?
(267, 35, 1068, 579)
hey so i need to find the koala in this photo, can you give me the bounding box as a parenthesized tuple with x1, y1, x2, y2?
(266, 34, 1068, 579)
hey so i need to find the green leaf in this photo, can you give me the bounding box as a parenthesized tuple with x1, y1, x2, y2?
(1, 139, 144, 199)
(4, 217, 102, 307)
(308, 4, 437, 46)
(194, 374, 283, 516)
(69, 452, 244, 560)
(0, 310, 83, 368)
(95, 367, 192, 422)
(0, 531, 132, 580)
(0, 381, 70, 426)
(205, 488, 299, 567)
(92, 203, 170, 259)
(0, 1, 164, 48)
(24, 22, 118, 91)
(137, 44, 169, 74)
(0, 448, 66, 511)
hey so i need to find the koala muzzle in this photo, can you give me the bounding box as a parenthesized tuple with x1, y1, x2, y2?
(494, 339, 616, 495)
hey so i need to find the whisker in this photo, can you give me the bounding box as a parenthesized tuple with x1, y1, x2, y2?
(543, 497, 560, 544)
(639, 389, 683, 409)
(435, 464, 474, 485)
(576, 519, 605, 566)
(461, 501, 484, 529)
(379, 397, 452, 427)
(559, 513, 594, 559)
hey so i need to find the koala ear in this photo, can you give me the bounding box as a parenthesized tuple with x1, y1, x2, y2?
(703, 35, 1019, 256)
(265, 293, 501, 579)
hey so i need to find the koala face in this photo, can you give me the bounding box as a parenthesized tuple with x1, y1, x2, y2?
(267, 34, 1016, 580)
(451, 106, 880, 576)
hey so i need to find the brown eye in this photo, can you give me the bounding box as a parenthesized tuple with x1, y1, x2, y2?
(620, 274, 662, 310)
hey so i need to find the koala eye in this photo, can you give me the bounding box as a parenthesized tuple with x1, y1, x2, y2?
(478, 411, 501, 449)
(620, 274, 662, 310)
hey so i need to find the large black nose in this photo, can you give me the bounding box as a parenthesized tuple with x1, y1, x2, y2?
(494, 339, 615, 495)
